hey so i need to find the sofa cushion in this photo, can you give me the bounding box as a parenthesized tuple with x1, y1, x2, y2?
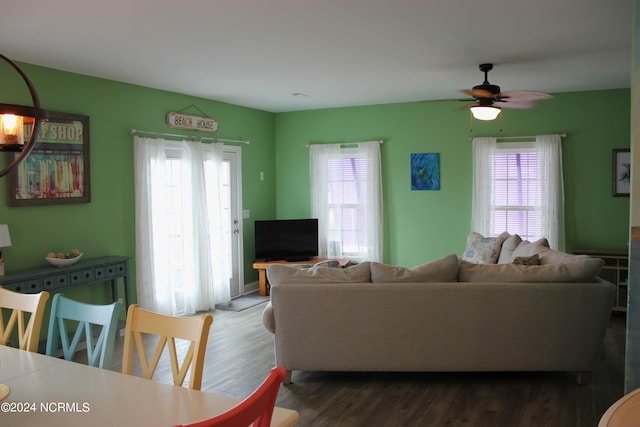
(370, 254, 459, 283)
(458, 258, 604, 282)
(267, 262, 371, 285)
(497, 234, 523, 264)
(462, 231, 510, 264)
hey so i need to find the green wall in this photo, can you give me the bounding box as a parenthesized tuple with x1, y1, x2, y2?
(0, 59, 631, 308)
(0, 62, 276, 310)
(275, 89, 631, 267)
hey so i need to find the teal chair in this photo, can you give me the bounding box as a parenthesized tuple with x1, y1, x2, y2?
(46, 294, 123, 369)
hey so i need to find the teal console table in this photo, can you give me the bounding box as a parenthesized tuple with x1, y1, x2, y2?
(0, 255, 131, 306)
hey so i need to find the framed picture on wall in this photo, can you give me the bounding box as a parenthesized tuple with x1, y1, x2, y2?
(411, 153, 440, 191)
(7, 111, 90, 206)
(612, 148, 631, 197)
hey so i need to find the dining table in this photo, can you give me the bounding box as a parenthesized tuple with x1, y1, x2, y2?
(0, 345, 299, 426)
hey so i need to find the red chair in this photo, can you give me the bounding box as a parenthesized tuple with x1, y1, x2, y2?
(175, 366, 288, 427)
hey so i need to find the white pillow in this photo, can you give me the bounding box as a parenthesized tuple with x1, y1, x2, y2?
(462, 231, 510, 264)
(370, 254, 459, 282)
(497, 234, 522, 264)
(508, 238, 550, 261)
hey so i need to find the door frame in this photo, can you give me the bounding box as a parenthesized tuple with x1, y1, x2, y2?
(223, 145, 245, 296)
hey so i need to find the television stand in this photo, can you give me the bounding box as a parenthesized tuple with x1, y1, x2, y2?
(283, 256, 313, 262)
(252, 258, 350, 296)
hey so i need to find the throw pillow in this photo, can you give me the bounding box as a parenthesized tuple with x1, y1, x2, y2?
(370, 254, 459, 283)
(509, 238, 551, 261)
(512, 254, 540, 265)
(266, 262, 371, 285)
(462, 231, 510, 264)
(291, 264, 314, 269)
(312, 259, 341, 268)
(497, 234, 523, 264)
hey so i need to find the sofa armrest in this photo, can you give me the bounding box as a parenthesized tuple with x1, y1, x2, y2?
(262, 301, 275, 333)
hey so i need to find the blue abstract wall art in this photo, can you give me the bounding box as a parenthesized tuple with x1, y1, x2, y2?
(411, 153, 440, 191)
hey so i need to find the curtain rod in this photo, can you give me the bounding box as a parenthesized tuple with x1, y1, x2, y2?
(130, 128, 250, 145)
(306, 139, 384, 148)
(467, 133, 567, 141)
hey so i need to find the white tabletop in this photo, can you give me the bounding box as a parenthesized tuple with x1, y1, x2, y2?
(0, 345, 298, 427)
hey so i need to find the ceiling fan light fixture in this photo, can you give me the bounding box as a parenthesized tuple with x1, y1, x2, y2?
(470, 105, 501, 121)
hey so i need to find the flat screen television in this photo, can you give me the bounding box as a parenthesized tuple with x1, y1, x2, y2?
(254, 218, 319, 262)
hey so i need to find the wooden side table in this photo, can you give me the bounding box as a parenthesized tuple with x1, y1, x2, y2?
(0, 255, 131, 306)
(252, 258, 350, 296)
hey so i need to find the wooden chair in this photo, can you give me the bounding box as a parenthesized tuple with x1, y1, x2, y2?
(598, 387, 640, 426)
(45, 294, 123, 369)
(174, 366, 287, 427)
(122, 304, 213, 390)
(0, 286, 50, 352)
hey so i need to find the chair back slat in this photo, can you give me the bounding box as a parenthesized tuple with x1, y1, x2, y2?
(0, 286, 50, 352)
(45, 293, 123, 369)
(174, 366, 287, 427)
(122, 304, 213, 390)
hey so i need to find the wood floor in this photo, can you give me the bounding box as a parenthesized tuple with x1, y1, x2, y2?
(104, 302, 626, 427)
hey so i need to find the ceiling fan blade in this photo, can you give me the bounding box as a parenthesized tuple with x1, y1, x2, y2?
(494, 99, 536, 109)
(459, 88, 495, 99)
(498, 91, 553, 102)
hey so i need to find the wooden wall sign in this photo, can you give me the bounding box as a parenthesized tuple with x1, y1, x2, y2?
(166, 112, 218, 133)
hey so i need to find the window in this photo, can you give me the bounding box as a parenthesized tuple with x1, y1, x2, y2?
(491, 144, 542, 241)
(326, 156, 370, 257)
(472, 135, 565, 250)
(310, 141, 383, 262)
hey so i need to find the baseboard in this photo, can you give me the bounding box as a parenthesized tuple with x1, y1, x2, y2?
(243, 280, 259, 295)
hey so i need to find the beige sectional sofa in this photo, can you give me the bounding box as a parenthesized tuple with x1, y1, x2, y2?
(262, 234, 616, 384)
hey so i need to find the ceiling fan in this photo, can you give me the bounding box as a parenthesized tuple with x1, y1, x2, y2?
(460, 63, 553, 120)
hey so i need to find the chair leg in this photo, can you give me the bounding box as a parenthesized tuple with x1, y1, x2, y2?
(576, 371, 592, 385)
(283, 370, 292, 385)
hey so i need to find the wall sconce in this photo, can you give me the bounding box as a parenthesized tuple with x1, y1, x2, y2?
(0, 53, 48, 177)
(0, 224, 12, 276)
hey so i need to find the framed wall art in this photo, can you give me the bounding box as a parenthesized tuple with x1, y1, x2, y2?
(7, 111, 90, 206)
(411, 153, 440, 191)
(612, 148, 631, 197)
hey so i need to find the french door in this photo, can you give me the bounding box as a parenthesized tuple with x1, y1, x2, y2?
(222, 147, 244, 298)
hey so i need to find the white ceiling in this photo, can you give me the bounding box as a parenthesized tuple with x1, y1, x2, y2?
(0, 0, 633, 113)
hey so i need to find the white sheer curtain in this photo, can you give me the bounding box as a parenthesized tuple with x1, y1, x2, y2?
(471, 137, 497, 238)
(134, 136, 230, 316)
(310, 141, 383, 262)
(471, 134, 565, 251)
(536, 134, 565, 251)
